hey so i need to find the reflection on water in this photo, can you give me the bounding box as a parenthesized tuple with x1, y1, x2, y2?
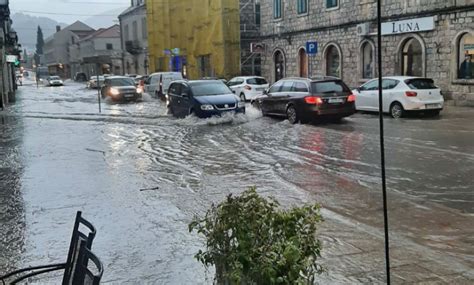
(0, 114, 25, 273)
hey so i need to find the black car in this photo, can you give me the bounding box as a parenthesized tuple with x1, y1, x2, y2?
(167, 80, 245, 118)
(256, 77, 356, 123)
(101, 76, 143, 102)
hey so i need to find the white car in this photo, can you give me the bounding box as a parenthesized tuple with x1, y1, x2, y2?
(227, 76, 269, 102)
(144, 72, 183, 99)
(44, 76, 63, 86)
(87, 76, 105, 89)
(352, 76, 444, 118)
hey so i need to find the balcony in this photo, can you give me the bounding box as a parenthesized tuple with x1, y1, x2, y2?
(125, 40, 142, 55)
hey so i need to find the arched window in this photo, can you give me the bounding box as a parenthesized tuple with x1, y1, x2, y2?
(361, 42, 374, 79)
(326, 45, 340, 78)
(298, 48, 308, 78)
(401, 38, 423, 76)
(458, 32, 474, 79)
(274, 50, 285, 81)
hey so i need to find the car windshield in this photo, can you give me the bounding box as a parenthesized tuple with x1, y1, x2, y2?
(247, 78, 268, 85)
(49, 76, 60, 80)
(190, 81, 232, 96)
(311, 80, 350, 94)
(405, 78, 438, 89)
(109, 78, 136, 86)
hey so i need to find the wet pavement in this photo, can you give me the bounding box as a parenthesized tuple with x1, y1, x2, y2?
(0, 79, 473, 284)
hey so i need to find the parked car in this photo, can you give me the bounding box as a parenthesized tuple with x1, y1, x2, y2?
(352, 76, 444, 118)
(44, 75, 64, 86)
(167, 80, 245, 118)
(87, 76, 105, 89)
(255, 77, 356, 124)
(227, 76, 269, 102)
(74, 72, 87, 82)
(100, 76, 143, 102)
(144, 72, 184, 100)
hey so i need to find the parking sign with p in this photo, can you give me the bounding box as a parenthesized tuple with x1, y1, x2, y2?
(306, 41, 318, 55)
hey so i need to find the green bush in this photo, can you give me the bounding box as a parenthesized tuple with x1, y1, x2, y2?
(189, 187, 324, 285)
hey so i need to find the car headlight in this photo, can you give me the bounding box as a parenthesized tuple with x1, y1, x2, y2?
(238, 101, 245, 108)
(136, 87, 144, 93)
(110, 88, 120, 96)
(200, 104, 214, 111)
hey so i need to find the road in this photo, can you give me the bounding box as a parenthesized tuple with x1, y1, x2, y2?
(1, 79, 473, 284)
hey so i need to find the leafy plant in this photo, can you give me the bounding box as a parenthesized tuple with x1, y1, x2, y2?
(189, 187, 324, 284)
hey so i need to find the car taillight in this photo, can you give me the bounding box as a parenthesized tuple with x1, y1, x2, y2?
(347, 94, 356, 102)
(405, 91, 417, 97)
(305, 96, 323, 105)
(244, 85, 252, 90)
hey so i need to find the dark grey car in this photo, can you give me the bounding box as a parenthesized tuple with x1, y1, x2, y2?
(101, 76, 143, 102)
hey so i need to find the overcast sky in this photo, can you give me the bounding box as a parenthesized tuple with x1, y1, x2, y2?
(10, 0, 130, 23)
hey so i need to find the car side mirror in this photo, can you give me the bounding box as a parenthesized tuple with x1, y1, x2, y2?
(263, 89, 268, 95)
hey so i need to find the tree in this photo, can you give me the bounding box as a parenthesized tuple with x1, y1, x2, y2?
(34, 26, 44, 65)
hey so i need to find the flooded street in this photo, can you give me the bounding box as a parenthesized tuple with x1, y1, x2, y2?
(1, 79, 473, 283)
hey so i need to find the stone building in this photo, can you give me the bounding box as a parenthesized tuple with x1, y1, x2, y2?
(0, 1, 19, 109)
(259, 0, 474, 106)
(119, 0, 148, 76)
(43, 21, 95, 78)
(69, 25, 123, 79)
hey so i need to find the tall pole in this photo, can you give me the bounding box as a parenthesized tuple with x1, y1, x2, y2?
(96, 63, 101, 113)
(377, 0, 391, 283)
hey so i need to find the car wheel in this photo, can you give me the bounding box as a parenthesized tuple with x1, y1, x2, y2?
(240, 93, 246, 102)
(286, 105, 299, 124)
(390, 102, 404, 118)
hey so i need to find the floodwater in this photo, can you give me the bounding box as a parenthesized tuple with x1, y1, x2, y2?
(1, 79, 473, 283)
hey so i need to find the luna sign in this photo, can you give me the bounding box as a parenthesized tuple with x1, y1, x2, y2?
(382, 16, 435, 36)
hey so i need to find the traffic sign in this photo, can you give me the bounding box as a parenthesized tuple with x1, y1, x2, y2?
(306, 41, 318, 55)
(6, 55, 18, 63)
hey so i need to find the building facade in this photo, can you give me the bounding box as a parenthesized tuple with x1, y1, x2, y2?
(43, 21, 95, 78)
(240, 0, 262, 76)
(69, 25, 123, 79)
(146, 0, 241, 79)
(0, 2, 19, 109)
(119, 0, 148, 76)
(259, 0, 474, 106)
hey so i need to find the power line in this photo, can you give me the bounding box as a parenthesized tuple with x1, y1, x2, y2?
(11, 10, 122, 17)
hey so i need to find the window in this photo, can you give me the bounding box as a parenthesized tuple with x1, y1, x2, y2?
(361, 42, 374, 79)
(124, 25, 130, 41)
(106, 43, 113, 50)
(325, 45, 341, 78)
(280, 81, 293, 92)
(142, 18, 147, 40)
(190, 82, 231, 96)
(274, 50, 285, 81)
(382, 79, 399, 90)
(360, 80, 378, 91)
(293, 82, 309, 92)
(255, 3, 261, 26)
(246, 78, 267, 85)
(312, 81, 350, 93)
(273, 0, 282, 19)
(228, 78, 244, 86)
(298, 48, 308, 77)
(133, 21, 138, 41)
(457, 33, 474, 79)
(401, 38, 423, 77)
(326, 0, 338, 9)
(269, 81, 284, 93)
(297, 0, 308, 14)
(197, 55, 211, 78)
(169, 83, 181, 95)
(405, 78, 437, 90)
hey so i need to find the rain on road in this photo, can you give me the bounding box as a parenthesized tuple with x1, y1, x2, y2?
(1, 79, 473, 283)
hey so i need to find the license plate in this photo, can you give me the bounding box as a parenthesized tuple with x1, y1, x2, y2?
(328, 98, 344, 104)
(124, 94, 134, 98)
(426, 103, 440, 109)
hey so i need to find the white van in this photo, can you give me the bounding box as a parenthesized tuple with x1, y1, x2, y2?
(144, 72, 183, 99)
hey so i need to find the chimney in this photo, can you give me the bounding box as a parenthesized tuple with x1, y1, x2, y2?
(56, 25, 61, 32)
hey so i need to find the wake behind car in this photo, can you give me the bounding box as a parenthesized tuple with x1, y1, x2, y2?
(44, 76, 64, 86)
(352, 76, 444, 118)
(167, 80, 245, 118)
(101, 76, 143, 102)
(256, 77, 356, 124)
